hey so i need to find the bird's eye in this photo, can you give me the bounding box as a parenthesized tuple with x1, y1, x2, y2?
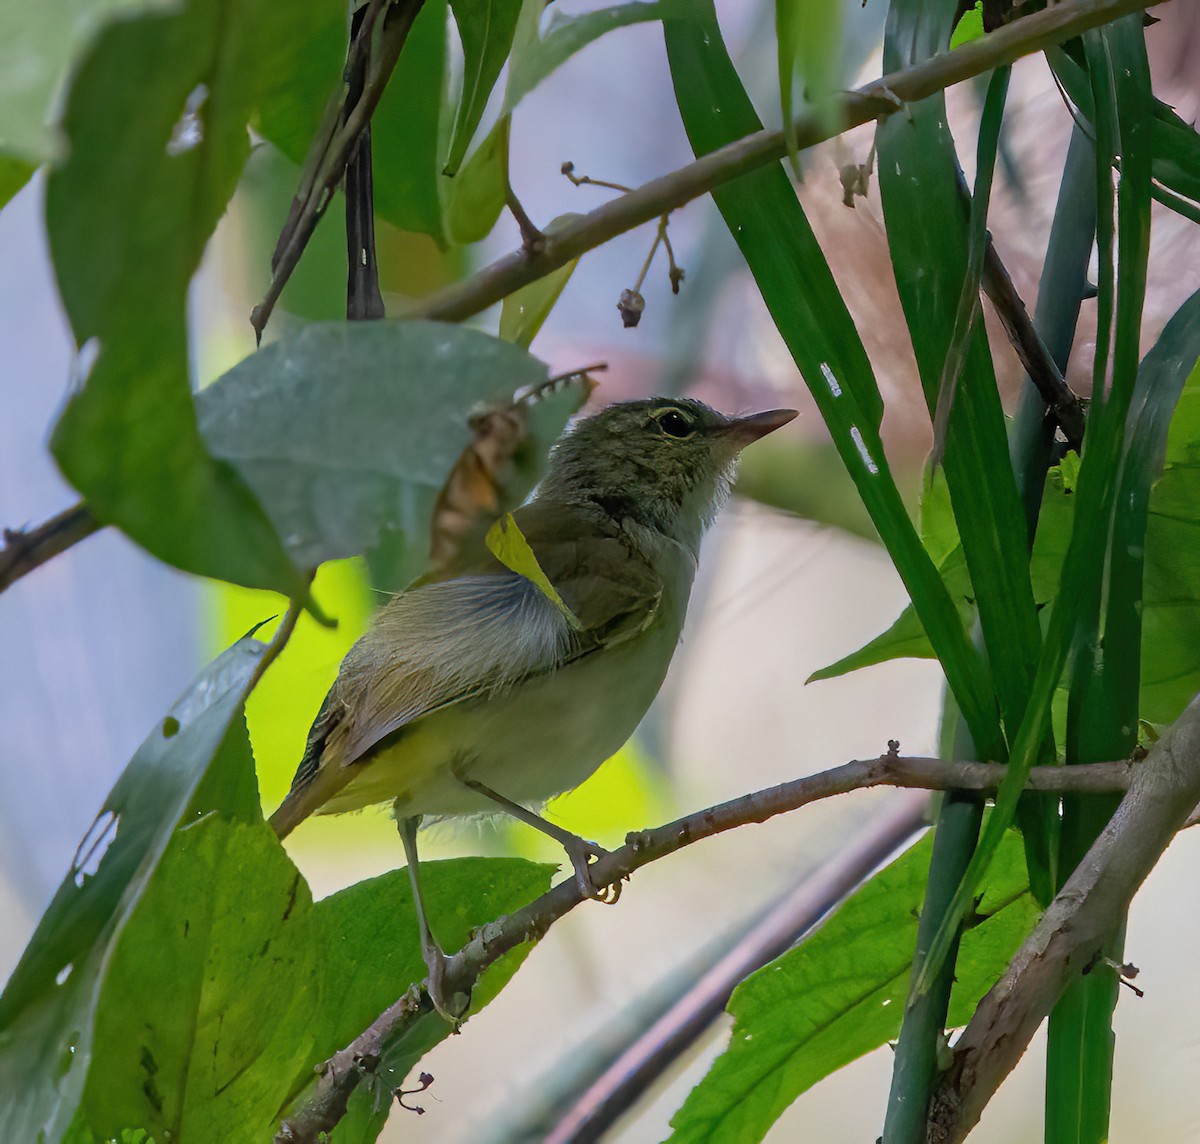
(656, 410, 692, 438)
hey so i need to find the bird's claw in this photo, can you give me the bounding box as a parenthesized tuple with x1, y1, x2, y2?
(423, 952, 471, 1025)
(564, 837, 621, 904)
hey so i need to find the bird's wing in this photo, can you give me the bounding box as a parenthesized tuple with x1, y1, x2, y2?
(513, 500, 667, 646)
(269, 504, 666, 837)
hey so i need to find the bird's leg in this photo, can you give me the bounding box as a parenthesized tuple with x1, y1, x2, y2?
(395, 811, 470, 1022)
(459, 777, 618, 902)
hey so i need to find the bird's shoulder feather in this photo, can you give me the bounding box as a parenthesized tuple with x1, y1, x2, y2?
(284, 500, 667, 800)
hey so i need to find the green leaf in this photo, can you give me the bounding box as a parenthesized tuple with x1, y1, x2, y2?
(667, 831, 1038, 1144)
(0, 0, 161, 166)
(311, 856, 554, 1127)
(444, 0, 523, 176)
(0, 636, 264, 1143)
(70, 818, 318, 1142)
(1049, 46, 1200, 218)
(949, 2, 983, 49)
(776, 0, 843, 166)
(445, 115, 510, 244)
(809, 468, 971, 682)
(45, 0, 315, 599)
(503, 0, 663, 115)
(1135, 290, 1200, 724)
(373, 0, 450, 242)
(809, 545, 972, 682)
(486, 512, 584, 629)
(196, 320, 554, 583)
(663, 0, 999, 758)
(253, 0, 345, 167)
(921, 12, 1156, 996)
(0, 154, 34, 213)
(498, 212, 584, 346)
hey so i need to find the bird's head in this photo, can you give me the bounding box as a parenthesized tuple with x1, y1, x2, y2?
(537, 398, 797, 547)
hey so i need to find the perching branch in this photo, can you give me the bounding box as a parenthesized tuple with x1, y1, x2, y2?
(927, 693, 1200, 1143)
(0, 503, 98, 592)
(540, 795, 930, 1144)
(407, 0, 1168, 326)
(275, 750, 1142, 1143)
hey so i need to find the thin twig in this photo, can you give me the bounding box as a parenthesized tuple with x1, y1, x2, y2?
(248, 596, 305, 693)
(0, 503, 99, 592)
(276, 751, 1142, 1142)
(982, 238, 1087, 448)
(252, 0, 425, 342)
(407, 0, 1169, 326)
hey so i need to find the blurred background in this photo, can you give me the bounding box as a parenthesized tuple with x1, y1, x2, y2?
(3, 0, 1200, 1139)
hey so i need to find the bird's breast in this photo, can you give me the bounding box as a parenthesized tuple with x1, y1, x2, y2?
(327, 546, 695, 819)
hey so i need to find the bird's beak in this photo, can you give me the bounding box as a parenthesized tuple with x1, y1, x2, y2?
(719, 408, 799, 448)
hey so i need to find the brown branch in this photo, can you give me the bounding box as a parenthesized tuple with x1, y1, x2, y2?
(275, 751, 1141, 1143)
(251, 0, 425, 341)
(0, 503, 100, 592)
(406, 0, 1168, 326)
(982, 238, 1087, 448)
(927, 695, 1200, 1143)
(541, 795, 930, 1144)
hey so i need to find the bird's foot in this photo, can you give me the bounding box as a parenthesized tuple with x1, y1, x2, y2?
(423, 950, 471, 1025)
(562, 835, 621, 904)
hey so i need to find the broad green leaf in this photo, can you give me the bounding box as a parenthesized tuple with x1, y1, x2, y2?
(498, 212, 584, 346)
(667, 831, 1038, 1144)
(503, 0, 663, 115)
(445, 0, 523, 176)
(809, 545, 971, 682)
(195, 320, 554, 582)
(1136, 291, 1200, 724)
(253, 0, 345, 167)
(0, 637, 264, 1143)
(0, 154, 34, 213)
(373, 0, 450, 243)
(663, 0, 998, 758)
(0, 0, 165, 165)
(70, 818, 318, 1142)
(949, 2, 983, 48)
(312, 856, 554, 1141)
(46, 0, 315, 599)
(486, 512, 584, 629)
(445, 115, 510, 244)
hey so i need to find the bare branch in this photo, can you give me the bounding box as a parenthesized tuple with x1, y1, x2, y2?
(927, 695, 1200, 1143)
(407, 0, 1168, 326)
(275, 751, 1140, 1142)
(0, 503, 99, 592)
(982, 239, 1087, 448)
(251, 0, 424, 341)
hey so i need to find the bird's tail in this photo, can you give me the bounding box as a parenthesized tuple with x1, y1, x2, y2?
(268, 752, 356, 839)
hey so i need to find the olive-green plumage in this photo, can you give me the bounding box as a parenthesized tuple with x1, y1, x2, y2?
(268, 396, 796, 1017)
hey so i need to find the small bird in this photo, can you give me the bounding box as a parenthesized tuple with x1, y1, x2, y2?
(269, 397, 796, 1016)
